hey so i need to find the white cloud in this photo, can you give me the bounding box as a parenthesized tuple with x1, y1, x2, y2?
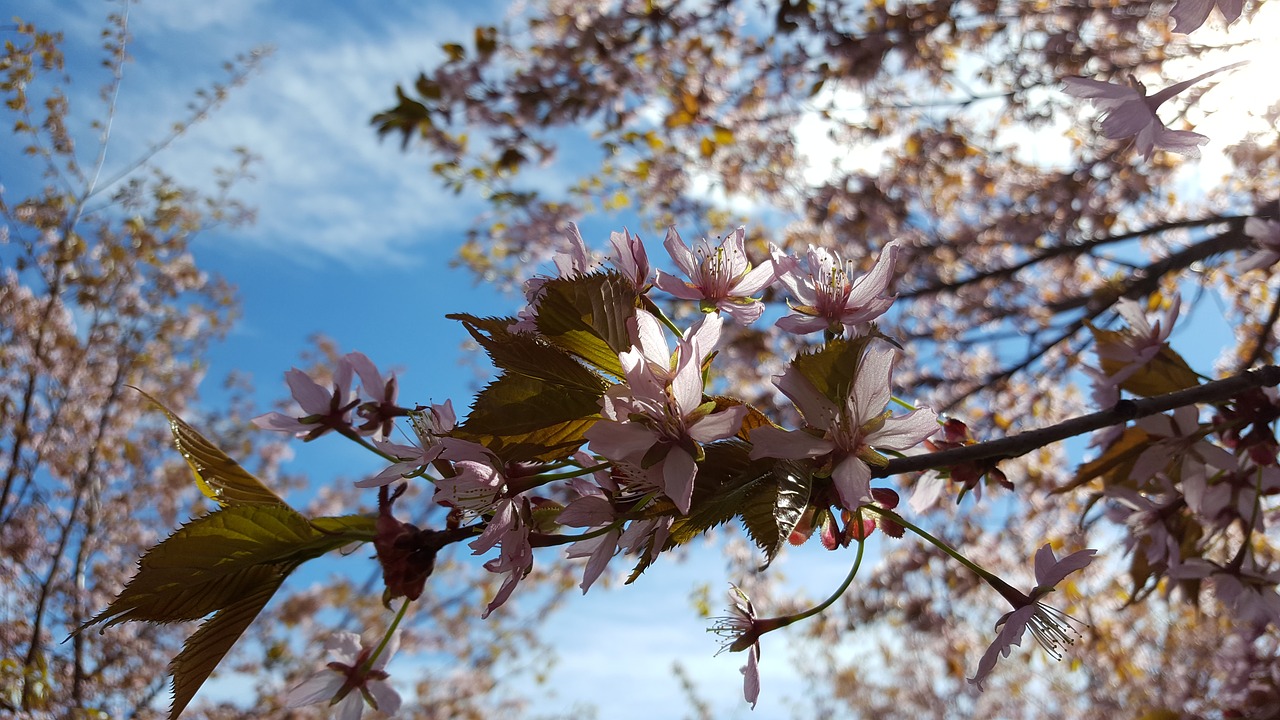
(26, 2, 506, 267)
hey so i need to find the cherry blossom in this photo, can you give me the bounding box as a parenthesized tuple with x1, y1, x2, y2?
(560, 477, 623, 592)
(653, 226, 777, 323)
(1239, 217, 1280, 273)
(253, 357, 357, 440)
(1170, 0, 1245, 33)
(471, 495, 534, 618)
(357, 401, 490, 488)
(1170, 557, 1280, 627)
(1130, 406, 1235, 505)
(771, 241, 901, 336)
(511, 223, 600, 333)
(608, 227, 651, 290)
(709, 584, 763, 708)
(285, 631, 402, 720)
(1088, 294, 1181, 407)
(349, 352, 402, 440)
(584, 312, 748, 513)
(969, 544, 1097, 690)
(749, 343, 938, 510)
(1063, 63, 1245, 161)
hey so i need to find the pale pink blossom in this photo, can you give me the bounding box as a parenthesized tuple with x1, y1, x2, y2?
(1063, 63, 1246, 161)
(653, 226, 776, 323)
(472, 495, 534, 618)
(608, 227, 651, 290)
(709, 584, 762, 708)
(253, 358, 357, 441)
(1238, 217, 1280, 273)
(772, 241, 901, 336)
(1088, 294, 1181, 407)
(1170, 0, 1245, 33)
(1170, 557, 1280, 627)
(560, 477, 623, 592)
(749, 343, 938, 510)
(1130, 406, 1235, 506)
(357, 402, 491, 488)
(969, 544, 1097, 690)
(285, 631, 401, 720)
(348, 352, 400, 439)
(585, 312, 748, 513)
(434, 459, 508, 513)
(511, 223, 599, 333)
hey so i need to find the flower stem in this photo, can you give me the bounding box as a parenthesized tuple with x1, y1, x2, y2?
(365, 597, 411, 672)
(759, 512, 867, 632)
(863, 505, 999, 585)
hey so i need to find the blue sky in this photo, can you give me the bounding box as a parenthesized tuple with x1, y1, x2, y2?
(0, 2, 846, 717)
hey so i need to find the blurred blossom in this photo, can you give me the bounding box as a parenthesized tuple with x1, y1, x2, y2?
(1239, 217, 1280, 273)
(1088, 294, 1181, 407)
(1170, 0, 1244, 32)
(285, 631, 401, 720)
(1063, 63, 1245, 161)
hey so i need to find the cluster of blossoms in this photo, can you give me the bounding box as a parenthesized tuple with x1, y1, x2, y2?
(245, 11, 1277, 714)
(254, 222, 1130, 714)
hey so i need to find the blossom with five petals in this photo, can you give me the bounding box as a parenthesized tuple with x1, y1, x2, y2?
(285, 631, 401, 720)
(969, 543, 1096, 690)
(1063, 63, 1245, 161)
(749, 343, 938, 510)
(653, 226, 777, 323)
(584, 311, 747, 514)
(772, 241, 901, 336)
(253, 357, 357, 441)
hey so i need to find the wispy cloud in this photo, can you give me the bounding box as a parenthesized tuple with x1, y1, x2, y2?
(21, 1, 508, 267)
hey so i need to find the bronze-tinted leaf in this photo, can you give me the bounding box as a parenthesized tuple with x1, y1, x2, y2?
(135, 388, 286, 508)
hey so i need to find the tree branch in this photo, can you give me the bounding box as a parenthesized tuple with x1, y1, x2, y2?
(878, 365, 1280, 477)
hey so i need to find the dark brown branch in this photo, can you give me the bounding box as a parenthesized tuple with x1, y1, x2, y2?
(902, 214, 1243, 301)
(877, 365, 1280, 477)
(1241, 281, 1280, 371)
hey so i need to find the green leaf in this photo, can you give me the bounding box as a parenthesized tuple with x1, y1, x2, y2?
(78, 505, 341, 631)
(167, 567, 288, 719)
(789, 334, 879, 406)
(749, 461, 811, 569)
(309, 513, 378, 540)
(535, 271, 638, 377)
(450, 313, 608, 395)
(78, 505, 372, 719)
(135, 388, 287, 508)
(456, 372, 601, 462)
